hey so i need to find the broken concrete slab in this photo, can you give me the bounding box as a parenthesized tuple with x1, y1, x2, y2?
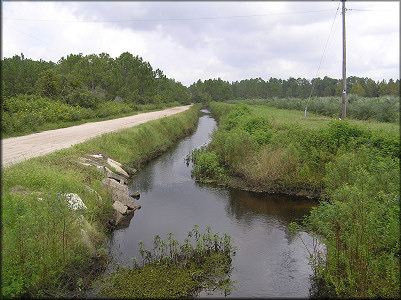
(113, 201, 129, 215)
(97, 166, 127, 185)
(114, 209, 135, 229)
(101, 178, 135, 209)
(107, 158, 129, 178)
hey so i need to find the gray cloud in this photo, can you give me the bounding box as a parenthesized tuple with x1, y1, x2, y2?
(3, 1, 399, 86)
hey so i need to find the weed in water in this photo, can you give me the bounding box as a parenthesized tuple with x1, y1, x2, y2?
(95, 225, 237, 298)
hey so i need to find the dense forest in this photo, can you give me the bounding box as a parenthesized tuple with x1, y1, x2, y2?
(2, 52, 190, 107)
(188, 76, 400, 103)
(2, 52, 399, 107)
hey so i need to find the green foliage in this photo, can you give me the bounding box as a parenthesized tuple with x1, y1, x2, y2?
(1, 54, 54, 98)
(2, 51, 191, 136)
(253, 95, 399, 123)
(190, 147, 227, 182)
(304, 148, 400, 298)
(96, 226, 236, 298)
(62, 87, 102, 109)
(1, 93, 190, 137)
(1, 164, 111, 298)
(221, 102, 252, 130)
(93, 101, 134, 118)
(240, 115, 274, 145)
(1, 94, 97, 135)
(194, 102, 400, 297)
(35, 69, 62, 99)
(323, 120, 365, 152)
(189, 75, 399, 102)
(350, 82, 366, 96)
(189, 78, 233, 103)
(1, 105, 201, 298)
(211, 128, 257, 169)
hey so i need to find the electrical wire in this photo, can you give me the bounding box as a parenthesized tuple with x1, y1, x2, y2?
(5, 23, 65, 55)
(3, 8, 338, 23)
(304, 2, 341, 118)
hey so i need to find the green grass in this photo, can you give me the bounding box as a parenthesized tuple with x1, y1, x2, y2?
(1, 104, 201, 298)
(227, 95, 400, 123)
(251, 104, 400, 133)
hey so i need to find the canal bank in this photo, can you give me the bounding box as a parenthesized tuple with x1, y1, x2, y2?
(93, 109, 318, 298)
(1, 104, 201, 298)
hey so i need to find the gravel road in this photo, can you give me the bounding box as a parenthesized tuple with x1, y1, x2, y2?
(2, 105, 192, 168)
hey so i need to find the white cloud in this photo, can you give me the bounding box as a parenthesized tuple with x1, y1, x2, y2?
(2, 1, 399, 86)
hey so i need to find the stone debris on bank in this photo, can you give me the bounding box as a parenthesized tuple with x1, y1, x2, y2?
(77, 153, 141, 227)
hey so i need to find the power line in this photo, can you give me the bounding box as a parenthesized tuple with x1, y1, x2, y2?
(6, 24, 64, 53)
(304, 2, 341, 119)
(2, 42, 43, 59)
(3, 8, 338, 23)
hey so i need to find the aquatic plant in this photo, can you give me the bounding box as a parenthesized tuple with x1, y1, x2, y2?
(96, 225, 236, 298)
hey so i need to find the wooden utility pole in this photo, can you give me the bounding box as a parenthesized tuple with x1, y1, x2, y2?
(341, 0, 347, 119)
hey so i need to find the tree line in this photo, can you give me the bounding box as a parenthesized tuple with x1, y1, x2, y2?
(2, 52, 399, 107)
(1, 52, 190, 108)
(189, 76, 400, 103)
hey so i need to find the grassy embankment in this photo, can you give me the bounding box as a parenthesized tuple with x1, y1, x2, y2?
(1, 104, 201, 298)
(1, 93, 185, 138)
(191, 101, 399, 298)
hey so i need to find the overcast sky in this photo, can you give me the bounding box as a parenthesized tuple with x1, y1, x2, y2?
(2, 1, 399, 87)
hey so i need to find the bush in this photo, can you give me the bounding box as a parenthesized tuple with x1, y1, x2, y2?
(62, 87, 100, 109)
(190, 147, 227, 182)
(1, 94, 101, 135)
(305, 148, 400, 298)
(94, 101, 133, 118)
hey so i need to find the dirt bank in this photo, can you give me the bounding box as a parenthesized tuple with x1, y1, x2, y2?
(2, 105, 192, 167)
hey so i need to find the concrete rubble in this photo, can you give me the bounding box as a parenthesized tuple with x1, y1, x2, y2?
(77, 153, 141, 227)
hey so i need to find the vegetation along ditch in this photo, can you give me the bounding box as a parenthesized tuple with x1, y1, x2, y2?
(88, 108, 319, 298)
(1, 104, 201, 298)
(3, 51, 399, 298)
(190, 102, 399, 298)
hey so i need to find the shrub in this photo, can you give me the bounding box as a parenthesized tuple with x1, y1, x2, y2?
(190, 147, 226, 182)
(305, 148, 400, 298)
(62, 87, 100, 109)
(94, 101, 133, 118)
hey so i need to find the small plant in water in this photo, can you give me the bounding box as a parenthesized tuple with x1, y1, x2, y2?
(96, 225, 237, 298)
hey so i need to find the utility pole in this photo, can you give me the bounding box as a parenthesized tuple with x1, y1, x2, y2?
(341, 0, 347, 119)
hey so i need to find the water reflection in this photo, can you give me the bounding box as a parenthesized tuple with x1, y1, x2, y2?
(226, 189, 316, 225)
(104, 109, 318, 298)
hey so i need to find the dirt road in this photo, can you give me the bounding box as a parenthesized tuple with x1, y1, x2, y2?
(2, 105, 192, 168)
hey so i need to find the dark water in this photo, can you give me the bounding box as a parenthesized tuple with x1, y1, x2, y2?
(105, 109, 318, 298)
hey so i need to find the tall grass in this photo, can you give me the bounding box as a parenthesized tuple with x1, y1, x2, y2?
(193, 102, 399, 297)
(196, 102, 398, 194)
(1, 104, 201, 298)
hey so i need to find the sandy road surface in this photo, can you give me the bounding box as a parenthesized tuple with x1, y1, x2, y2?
(2, 105, 192, 168)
